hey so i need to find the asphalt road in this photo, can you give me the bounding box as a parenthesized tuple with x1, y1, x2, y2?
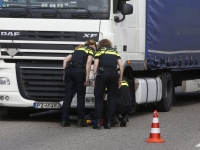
(0, 87, 200, 150)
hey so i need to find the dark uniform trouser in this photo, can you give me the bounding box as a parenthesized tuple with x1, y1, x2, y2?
(103, 101, 132, 117)
(94, 70, 119, 121)
(62, 68, 86, 121)
(115, 105, 132, 115)
(115, 85, 133, 115)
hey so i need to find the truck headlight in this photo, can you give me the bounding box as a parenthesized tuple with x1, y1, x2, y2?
(0, 77, 10, 85)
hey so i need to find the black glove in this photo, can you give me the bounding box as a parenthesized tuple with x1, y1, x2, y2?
(116, 99, 121, 106)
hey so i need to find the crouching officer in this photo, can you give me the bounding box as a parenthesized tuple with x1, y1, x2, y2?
(103, 77, 132, 127)
(61, 39, 96, 127)
(115, 78, 132, 127)
(93, 39, 123, 130)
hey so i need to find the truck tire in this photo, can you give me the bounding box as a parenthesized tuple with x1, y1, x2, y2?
(126, 78, 136, 114)
(172, 87, 176, 106)
(7, 109, 31, 119)
(158, 72, 173, 112)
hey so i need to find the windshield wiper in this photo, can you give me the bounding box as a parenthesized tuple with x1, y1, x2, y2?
(24, 7, 35, 17)
(53, 8, 65, 18)
(31, 7, 65, 18)
(1, 6, 96, 19)
(0, 6, 35, 17)
(68, 7, 96, 19)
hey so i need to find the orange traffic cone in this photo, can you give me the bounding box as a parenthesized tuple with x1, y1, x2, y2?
(145, 110, 165, 143)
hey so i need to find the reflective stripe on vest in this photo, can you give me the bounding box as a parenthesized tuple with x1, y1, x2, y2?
(95, 48, 120, 57)
(104, 80, 128, 92)
(121, 80, 128, 86)
(76, 47, 94, 56)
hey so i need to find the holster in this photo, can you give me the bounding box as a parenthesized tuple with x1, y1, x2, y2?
(98, 66, 104, 72)
(82, 68, 86, 75)
(97, 66, 103, 75)
(65, 62, 70, 69)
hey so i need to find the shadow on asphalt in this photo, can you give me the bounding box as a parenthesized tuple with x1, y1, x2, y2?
(174, 91, 200, 107)
(0, 110, 61, 122)
(129, 90, 200, 118)
(1, 90, 200, 123)
(0, 110, 79, 125)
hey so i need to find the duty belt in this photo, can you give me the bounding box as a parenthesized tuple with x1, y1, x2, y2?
(67, 61, 83, 68)
(100, 66, 117, 71)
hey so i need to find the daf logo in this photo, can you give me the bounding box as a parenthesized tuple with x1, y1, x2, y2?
(1, 32, 20, 36)
(198, 83, 200, 88)
(83, 33, 97, 38)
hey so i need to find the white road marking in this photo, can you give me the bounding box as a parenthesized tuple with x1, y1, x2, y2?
(195, 143, 200, 147)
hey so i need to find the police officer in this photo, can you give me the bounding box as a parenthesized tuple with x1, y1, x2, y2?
(114, 78, 132, 127)
(61, 39, 96, 127)
(93, 39, 123, 130)
(103, 77, 133, 127)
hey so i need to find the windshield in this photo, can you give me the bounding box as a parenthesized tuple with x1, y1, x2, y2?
(0, 0, 110, 19)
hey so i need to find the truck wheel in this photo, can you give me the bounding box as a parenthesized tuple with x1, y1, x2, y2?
(158, 72, 173, 112)
(7, 109, 31, 119)
(172, 88, 176, 106)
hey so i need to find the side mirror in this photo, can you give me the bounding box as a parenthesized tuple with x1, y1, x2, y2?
(114, 4, 133, 23)
(121, 4, 133, 15)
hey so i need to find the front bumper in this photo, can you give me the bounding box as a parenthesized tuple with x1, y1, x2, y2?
(0, 92, 95, 109)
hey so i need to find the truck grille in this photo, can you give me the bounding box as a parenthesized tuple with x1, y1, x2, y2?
(0, 30, 99, 42)
(16, 64, 74, 101)
(0, 30, 99, 60)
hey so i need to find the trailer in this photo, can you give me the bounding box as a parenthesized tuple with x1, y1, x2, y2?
(122, 0, 200, 112)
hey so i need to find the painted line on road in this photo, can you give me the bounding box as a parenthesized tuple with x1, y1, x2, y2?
(195, 143, 200, 147)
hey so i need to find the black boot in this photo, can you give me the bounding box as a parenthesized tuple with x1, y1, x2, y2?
(120, 114, 128, 127)
(93, 119, 101, 130)
(61, 121, 71, 127)
(104, 120, 111, 129)
(112, 115, 120, 127)
(77, 118, 89, 127)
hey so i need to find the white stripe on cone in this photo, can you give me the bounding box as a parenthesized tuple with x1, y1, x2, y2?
(152, 118, 159, 123)
(196, 143, 200, 147)
(150, 128, 161, 133)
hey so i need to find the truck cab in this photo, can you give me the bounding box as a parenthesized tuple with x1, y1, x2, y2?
(0, 0, 135, 117)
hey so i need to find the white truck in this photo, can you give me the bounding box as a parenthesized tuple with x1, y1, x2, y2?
(1, 0, 200, 117)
